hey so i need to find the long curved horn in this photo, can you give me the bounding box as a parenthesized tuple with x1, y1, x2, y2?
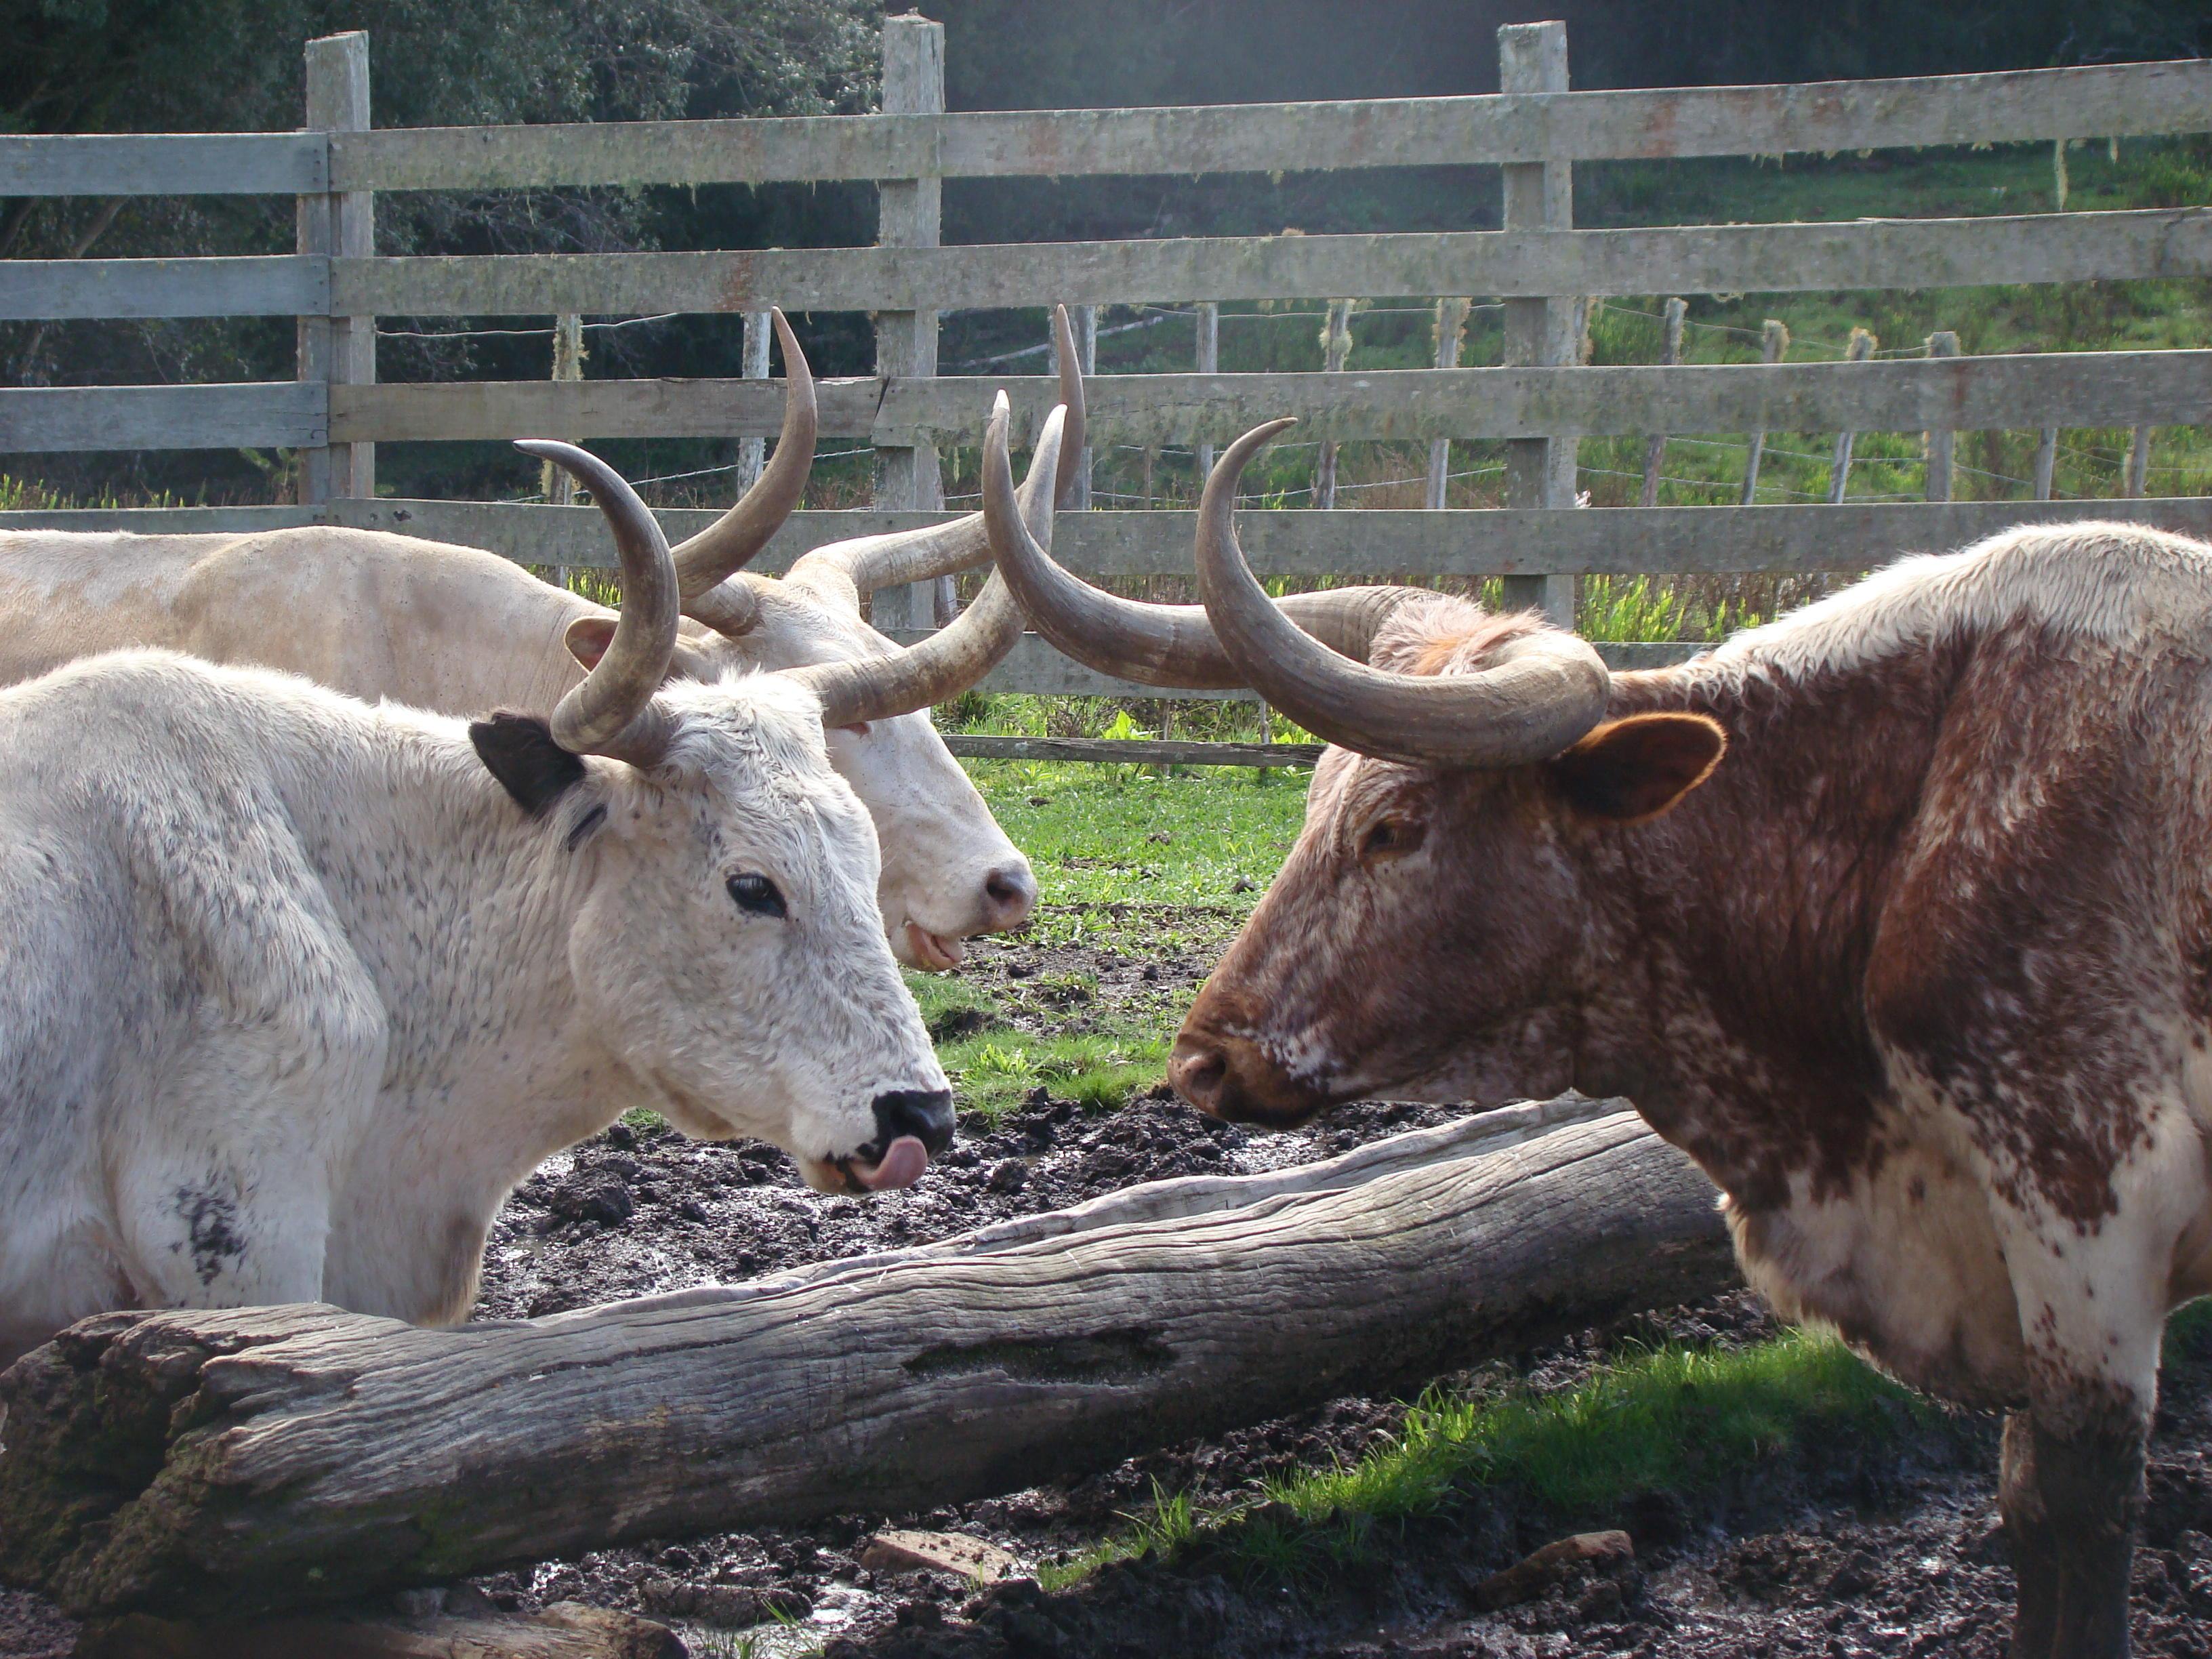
(984, 436, 1437, 689)
(520, 441, 682, 768)
(672, 308, 816, 634)
(1194, 422, 1610, 769)
(786, 393, 1062, 729)
(785, 304, 1088, 605)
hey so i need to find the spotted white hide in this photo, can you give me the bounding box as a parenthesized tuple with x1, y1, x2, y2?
(0, 650, 947, 1365)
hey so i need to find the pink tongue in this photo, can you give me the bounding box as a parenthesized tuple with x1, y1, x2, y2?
(855, 1135, 930, 1191)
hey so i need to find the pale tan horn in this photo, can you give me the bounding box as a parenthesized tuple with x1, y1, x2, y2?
(785, 304, 1088, 608)
(520, 441, 682, 768)
(1194, 421, 1610, 769)
(786, 393, 1062, 729)
(984, 434, 1437, 689)
(672, 307, 817, 635)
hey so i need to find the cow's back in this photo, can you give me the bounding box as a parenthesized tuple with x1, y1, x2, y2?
(0, 527, 594, 716)
(0, 531, 222, 680)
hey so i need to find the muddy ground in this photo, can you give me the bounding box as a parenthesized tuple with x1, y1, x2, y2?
(9, 934, 2212, 1656)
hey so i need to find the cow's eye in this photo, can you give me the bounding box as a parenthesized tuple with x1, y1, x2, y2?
(1361, 818, 1425, 861)
(726, 873, 787, 918)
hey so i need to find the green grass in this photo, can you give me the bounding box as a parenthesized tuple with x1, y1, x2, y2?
(1040, 1329, 1932, 1589)
(961, 758, 1307, 947)
(1038, 1296, 2212, 1594)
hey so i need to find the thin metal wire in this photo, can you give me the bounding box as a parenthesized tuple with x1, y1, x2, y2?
(378, 312, 684, 342)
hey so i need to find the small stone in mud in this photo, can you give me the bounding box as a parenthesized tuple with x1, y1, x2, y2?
(860, 1529, 1021, 1583)
(1475, 1529, 1635, 1610)
(639, 1576, 811, 1627)
(987, 1158, 1029, 1193)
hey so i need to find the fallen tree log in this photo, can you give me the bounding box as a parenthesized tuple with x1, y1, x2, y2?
(0, 1099, 1736, 1621)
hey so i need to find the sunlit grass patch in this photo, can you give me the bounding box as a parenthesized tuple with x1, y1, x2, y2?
(939, 1029, 1170, 1120)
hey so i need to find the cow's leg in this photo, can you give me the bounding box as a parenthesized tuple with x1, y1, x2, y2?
(2001, 1397, 2146, 1659)
(1994, 1211, 2164, 1659)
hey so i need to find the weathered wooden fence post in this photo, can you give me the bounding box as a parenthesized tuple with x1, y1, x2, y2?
(1057, 304, 1097, 510)
(737, 308, 771, 495)
(539, 313, 583, 510)
(1825, 326, 1877, 504)
(1738, 319, 1789, 505)
(1427, 297, 1471, 510)
(1314, 298, 1354, 508)
(1639, 296, 1686, 508)
(2034, 428, 2059, 500)
(1498, 20, 1577, 628)
(2127, 424, 2152, 497)
(1922, 329, 1959, 501)
(296, 30, 373, 507)
(869, 13, 944, 634)
(1194, 302, 1220, 479)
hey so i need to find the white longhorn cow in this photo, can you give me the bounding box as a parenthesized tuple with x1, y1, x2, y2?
(0, 310, 1085, 971)
(0, 407, 1064, 1366)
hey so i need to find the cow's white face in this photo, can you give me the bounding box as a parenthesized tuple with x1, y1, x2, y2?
(693, 584, 1036, 971)
(556, 672, 953, 1191)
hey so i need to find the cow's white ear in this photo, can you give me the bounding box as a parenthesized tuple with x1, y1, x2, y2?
(565, 616, 619, 672)
(1547, 714, 1724, 823)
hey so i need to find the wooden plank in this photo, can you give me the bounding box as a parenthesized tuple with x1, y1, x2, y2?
(329, 350, 2212, 447)
(0, 383, 326, 453)
(331, 497, 2212, 579)
(869, 14, 947, 636)
(0, 506, 321, 536)
(331, 209, 2212, 318)
(298, 31, 376, 504)
(328, 61, 2212, 192)
(1498, 20, 1578, 628)
(330, 375, 886, 442)
(0, 256, 325, 321)
(944, 735, 1321, 767)
(0, 133, 325, 198)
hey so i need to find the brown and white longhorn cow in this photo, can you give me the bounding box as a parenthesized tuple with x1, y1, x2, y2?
(0, 310, 1089, 971)
(987, 417, 2212, 1658)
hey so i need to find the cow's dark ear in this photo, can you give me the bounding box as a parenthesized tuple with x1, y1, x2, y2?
(470, 712, 586, 817)
(1547, 714, 1725, 824)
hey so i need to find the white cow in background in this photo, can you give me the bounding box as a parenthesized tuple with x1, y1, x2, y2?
(0, 310, 1089, 971)
(0, 409, 1065, 1365)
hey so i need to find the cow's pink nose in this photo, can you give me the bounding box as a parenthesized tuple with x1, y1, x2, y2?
(981, 863, 1037, 930)
(1169, 1038, 1227, 1115)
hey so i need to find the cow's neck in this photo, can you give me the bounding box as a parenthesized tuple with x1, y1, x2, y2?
(285, 729, 631, 1318)
(1565, 644, 1960, 1207)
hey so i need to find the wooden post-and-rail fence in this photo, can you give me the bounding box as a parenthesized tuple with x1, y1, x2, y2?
(3, 26, 2212, 761)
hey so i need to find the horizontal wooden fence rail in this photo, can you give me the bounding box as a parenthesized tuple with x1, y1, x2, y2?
(312, 350, 2212, 449)
(4, 60, 2205, 204)
(324, 496, 2212, 575)
(0, 255, 325, 322)
(7, 499, 2209, 586)
(18, 210, 2212, 326)
(0, 383, 328, 453)
(0, 133, 326, 197)
(329, 60, 2212, 190)
(314, 210, 2212, 321)
(15, 350, 2210, 456)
